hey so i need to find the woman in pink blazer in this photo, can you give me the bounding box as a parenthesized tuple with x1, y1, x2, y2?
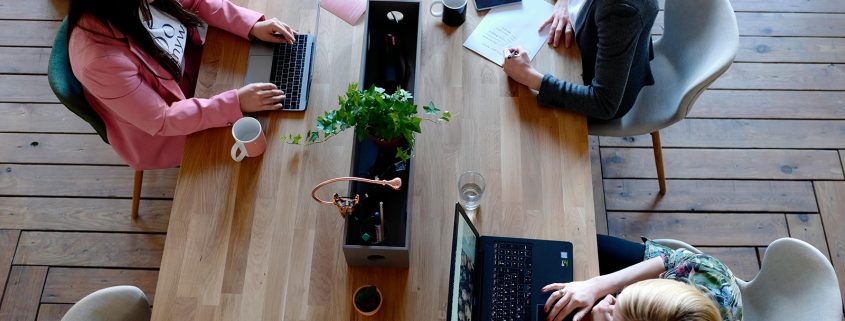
(68, 0, 294, 170)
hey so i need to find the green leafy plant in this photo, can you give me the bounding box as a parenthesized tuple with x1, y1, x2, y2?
(282, 83, 450, 161)
(354, 285, 381, 313)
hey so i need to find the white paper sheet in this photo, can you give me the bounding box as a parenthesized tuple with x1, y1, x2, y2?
(463, 0, 554, 66)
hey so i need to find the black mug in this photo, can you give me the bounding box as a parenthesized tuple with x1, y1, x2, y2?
(430, 0, 467, 27)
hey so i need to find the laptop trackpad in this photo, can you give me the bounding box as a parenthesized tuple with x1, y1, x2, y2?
(536, 304, 575, 321)
(245, 55, 272, 85)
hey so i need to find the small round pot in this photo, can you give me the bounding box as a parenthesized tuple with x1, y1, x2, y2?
(353, 285, 383, 316)
(368, 134, 407, 150)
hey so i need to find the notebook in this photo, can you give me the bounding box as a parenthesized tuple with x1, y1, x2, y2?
(321, 0, 367, 25)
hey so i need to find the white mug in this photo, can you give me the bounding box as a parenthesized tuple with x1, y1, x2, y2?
(230, 117, 267, 162)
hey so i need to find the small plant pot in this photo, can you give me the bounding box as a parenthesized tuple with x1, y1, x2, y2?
(367, 133, 407, 150)
(353, 285, 383, 316)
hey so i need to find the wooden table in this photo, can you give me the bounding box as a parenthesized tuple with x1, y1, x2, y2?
(151, 0, 598, 320)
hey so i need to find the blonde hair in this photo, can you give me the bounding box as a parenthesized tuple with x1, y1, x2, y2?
(615, 279, 722, 321)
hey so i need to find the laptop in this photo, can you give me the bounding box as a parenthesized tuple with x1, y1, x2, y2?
(447, 203, 573, 321)
(244, 13, 319, 111)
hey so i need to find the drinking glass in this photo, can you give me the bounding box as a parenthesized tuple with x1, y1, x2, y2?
(458, 171, 485, 210)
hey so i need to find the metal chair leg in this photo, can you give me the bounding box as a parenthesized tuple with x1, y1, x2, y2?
(651, 131, 667, 195)
(132, 170, 143, 219)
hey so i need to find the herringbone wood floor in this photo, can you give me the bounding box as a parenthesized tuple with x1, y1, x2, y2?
(0, 0, 843, 320)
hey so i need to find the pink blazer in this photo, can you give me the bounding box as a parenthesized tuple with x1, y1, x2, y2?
(69, 0, 263, 170)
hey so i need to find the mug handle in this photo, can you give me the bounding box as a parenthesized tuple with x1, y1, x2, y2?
(231, 142, 247, 162)
(430, 0, 444, 17)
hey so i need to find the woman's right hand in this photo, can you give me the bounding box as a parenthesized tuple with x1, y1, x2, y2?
(542, 277, 607, 321)
(238, 83, 285, 112)
(539, 0, 574, 48)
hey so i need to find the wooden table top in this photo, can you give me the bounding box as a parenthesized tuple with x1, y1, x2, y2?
(151, 0, 598, 320)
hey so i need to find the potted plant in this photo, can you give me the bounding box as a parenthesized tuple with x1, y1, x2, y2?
(353, 285, 383, 316)
(283, 83, 450, 161)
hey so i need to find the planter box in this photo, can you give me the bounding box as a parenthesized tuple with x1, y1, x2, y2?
(342, 0, 422, 268)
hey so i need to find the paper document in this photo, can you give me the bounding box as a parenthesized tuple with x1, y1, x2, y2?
(463, 0, 554, 66)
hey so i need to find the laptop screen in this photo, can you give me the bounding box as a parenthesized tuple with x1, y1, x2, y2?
(448, 204, 480, 321)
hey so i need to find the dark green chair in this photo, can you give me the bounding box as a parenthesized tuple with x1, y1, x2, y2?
(48, 18, 144, 219)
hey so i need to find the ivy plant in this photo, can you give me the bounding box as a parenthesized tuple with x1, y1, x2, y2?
(283, 83, 450, 161)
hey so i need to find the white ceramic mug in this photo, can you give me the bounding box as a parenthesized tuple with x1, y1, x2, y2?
(230, 117, 267, 162)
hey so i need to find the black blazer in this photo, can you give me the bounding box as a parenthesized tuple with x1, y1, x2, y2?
(536, 0, 659, 120)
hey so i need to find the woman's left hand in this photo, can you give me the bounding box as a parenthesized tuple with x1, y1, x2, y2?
(502, 47, 544, 91)
(591, 295, 616, 321)
(250, 18, 297, 44)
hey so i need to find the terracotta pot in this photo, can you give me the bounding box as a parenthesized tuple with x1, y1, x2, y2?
(368, 133, 407, 150)
(353, 285, 383, 316)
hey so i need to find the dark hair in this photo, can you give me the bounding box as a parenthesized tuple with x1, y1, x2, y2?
(68, 0, 204, 80)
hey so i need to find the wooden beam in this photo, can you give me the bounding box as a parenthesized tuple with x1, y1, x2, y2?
(608, 212, 789, 246)
(14, 232, 164, 268)
(0, 134, 122, 165)
(0, 165, 177, 198)
(713, 63, 845, 91)
(42, 268, 158, 304)
(689, 91, 845, 120)
(0, 20, 60, 47)
(785, 213, 831, 260)
(605, 179, 818, 213)
(0, 48, 51, 75)
(0, 197, 169, 232)
(814, 181, 845, 311)
(589, 136, 607, 234)
(0, 266, 48, 321)
(601, 148, 844, 180)
(0, 104, 95, 134)
(599, 119, 845, 149)
(0, 231, 20, 304)
(0, 75, 59, 103)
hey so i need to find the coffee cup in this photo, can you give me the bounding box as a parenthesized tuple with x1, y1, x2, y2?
(230, 117, 266, 162)
(431, 0, 467, 27)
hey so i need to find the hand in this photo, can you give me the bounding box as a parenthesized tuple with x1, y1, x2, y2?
(238, 83, 285, 112)
(539, 0, 574, 48)
(591, 295, 616, 321)
(542, 278, 606, 321)
(250, 18, 297, 45)
(502, 48, 544, 91)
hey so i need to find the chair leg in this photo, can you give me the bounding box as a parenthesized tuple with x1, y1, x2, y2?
(132, 170, 143, 219)
(650, 131, 667, 195)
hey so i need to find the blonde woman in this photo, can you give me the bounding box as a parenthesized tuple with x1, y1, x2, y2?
(542, 236, 742, 321)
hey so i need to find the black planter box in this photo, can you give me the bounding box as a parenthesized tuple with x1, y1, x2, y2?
(342, 0, 422, 268)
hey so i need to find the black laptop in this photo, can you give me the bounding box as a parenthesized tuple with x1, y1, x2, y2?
(244, 12, 319, 111)
(447, 203, 574, 321)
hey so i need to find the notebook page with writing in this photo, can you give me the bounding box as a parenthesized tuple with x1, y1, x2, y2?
(463, 0, 553, 66)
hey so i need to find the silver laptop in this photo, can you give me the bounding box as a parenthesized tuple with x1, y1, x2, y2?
(244, 13, 319, 111)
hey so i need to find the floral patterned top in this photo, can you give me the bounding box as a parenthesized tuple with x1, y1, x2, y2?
(644, 240, 743, 321)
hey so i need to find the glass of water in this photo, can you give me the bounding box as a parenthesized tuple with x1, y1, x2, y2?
(458, 171, 486, 210)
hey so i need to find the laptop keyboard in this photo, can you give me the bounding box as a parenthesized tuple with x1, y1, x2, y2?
(491, 242, 534, 321)
(270, 34, 311, 111)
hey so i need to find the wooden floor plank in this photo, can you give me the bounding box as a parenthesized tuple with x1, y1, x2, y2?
(840, 151, 844, 175)
(0, 48, 51, 75)
(0, 104, 95, 134)
(0, 134, 122, 165)
(0, 266, 48, 321)
(14, 232, 164, 268)
(785, 213, 831, 260)
(0, 75, 59, 104)
(590, 136, 608, 234)
(601, 148, 844, 180)
(0, 198, 169, 232)
(608, 212, 789, 246)
(604, 179, 818, 213)
(697, 247, 760, 282)
(599, 119, 845, 149)
(0, 165, 177, 198)
(0, 0, 66, 20)
(713, 63, 845, 91)
(0, 231, 20, 304)
(42, 268, 158, 304)
(688, 90, 845, 120)
(35, 304, 71, 321)
(657, 0, 845, 13)
(653, 12, 845, 37)
(736, 37, 845, 63)
(814, 181, 845, 310)
(0, 20, 59, 47)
